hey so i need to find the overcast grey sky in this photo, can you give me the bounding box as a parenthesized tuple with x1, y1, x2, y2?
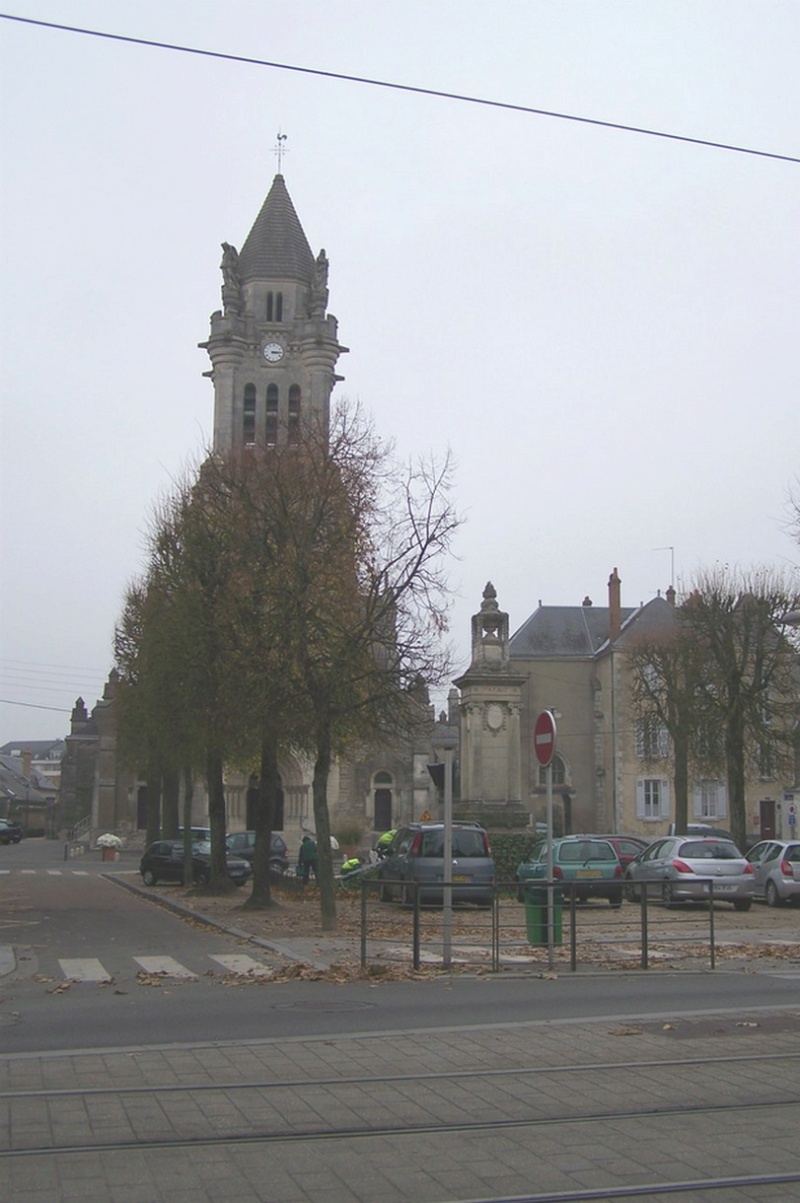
(1, 1, 798, 744)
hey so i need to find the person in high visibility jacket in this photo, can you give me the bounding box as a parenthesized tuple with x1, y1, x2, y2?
(341, 855, 364, 877)
(375, 829, 397, 858)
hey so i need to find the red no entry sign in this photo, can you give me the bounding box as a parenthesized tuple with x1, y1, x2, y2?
(534, 710, 557, 767)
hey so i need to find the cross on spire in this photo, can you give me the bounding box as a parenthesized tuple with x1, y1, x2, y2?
(273, 130, 288, 172)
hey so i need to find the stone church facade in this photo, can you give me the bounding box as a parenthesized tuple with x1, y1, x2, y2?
(60, 173, 453, 851)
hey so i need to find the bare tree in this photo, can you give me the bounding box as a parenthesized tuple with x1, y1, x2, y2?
(682, 567, 800, 849)
(628, 609, 711, 836)
(197, 404, 458, 928)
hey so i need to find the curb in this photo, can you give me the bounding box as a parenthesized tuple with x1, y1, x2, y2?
(105, 872, 352, 971)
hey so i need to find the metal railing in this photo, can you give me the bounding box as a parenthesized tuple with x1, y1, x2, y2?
(352, 877, 745, 973)
(63, 814, 92, 860)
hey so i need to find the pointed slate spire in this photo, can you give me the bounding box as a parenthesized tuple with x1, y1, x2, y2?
(237, 174, 315, 284)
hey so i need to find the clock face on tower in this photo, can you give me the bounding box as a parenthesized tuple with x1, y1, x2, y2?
(262, 341, 284, 363)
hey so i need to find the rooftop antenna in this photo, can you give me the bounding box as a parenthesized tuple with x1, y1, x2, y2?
(653, 545, 675, 590)
(273, 129, 288, 172)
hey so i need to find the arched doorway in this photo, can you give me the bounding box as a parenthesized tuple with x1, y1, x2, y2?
(373, 771, 393, 831)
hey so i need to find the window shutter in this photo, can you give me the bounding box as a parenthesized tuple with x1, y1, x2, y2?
(717, 782, 727, 818)
(692, 784, 703, 818)
(660, 779, 670, 820)
(635, 724, 644, 759)
(636, 779, 645, 819)
(658, 727, 669, 758)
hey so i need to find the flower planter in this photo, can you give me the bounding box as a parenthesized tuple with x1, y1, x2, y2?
(101, 847, 118, 862)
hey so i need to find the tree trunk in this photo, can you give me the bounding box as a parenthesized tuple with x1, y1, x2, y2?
(312, 736, 337, 931)
(726, 709, 747, 851)
(205, 747, 228, 888)
(246, 733, 281, 909)
(161, 766, 180, 838)
(182, 765, 195, 885)
(673, 731, 690, 835)
(145, 765, 162, 848)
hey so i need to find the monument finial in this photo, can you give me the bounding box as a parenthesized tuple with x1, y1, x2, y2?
(273, 129, 288, 172)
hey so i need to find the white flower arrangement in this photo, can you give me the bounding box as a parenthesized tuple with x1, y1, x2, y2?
(96, 833, 122, 849)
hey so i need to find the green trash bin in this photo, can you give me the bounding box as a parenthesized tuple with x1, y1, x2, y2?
(524, 883, 563, 946)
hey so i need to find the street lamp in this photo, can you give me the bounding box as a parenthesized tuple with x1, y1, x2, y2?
(430, 726, 458, 969)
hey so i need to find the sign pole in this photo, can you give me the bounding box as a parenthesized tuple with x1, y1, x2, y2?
(443, 745, 453, 968)
(546, 758, 554, 970)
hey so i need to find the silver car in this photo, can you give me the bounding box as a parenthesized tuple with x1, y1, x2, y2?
(745, 840, 800, 907)
(624, 836, 753, 910)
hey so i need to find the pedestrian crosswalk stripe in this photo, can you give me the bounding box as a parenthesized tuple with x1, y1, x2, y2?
(134, 955, 197, 979)
(60, 958, 113, 982)
(209, 954, 272, 976)
(46, 870, 63, 875)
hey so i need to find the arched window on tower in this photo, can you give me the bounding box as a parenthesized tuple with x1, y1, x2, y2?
(243, 383, 256, 447)
(288, 385, 301, 445)
(265, 384, 278, 447)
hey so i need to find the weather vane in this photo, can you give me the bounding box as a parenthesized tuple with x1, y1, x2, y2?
(273, 130, 288, 172)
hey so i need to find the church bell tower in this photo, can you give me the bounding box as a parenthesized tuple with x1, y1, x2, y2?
(200, 174, 347, 454)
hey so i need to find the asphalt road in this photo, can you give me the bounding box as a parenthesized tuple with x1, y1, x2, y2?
(2, 838, 799, 1056)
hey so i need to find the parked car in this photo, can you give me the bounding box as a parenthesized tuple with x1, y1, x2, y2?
(576, 834, 649, 872)
(517, 837, 624, 906)
(0, 818, 23, 844)
(668, 823, 734, 841)
(139, 840, 252, 887)
(624, 836, 753, 909)
(177, 826, 212, 842)
(745, 840, 800, 907)
(225, 831, 289, 873)
(377, 822, 494, 906)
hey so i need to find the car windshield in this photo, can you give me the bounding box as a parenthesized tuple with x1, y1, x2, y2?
(680, 840, 740, 860)
(193, 840, 211, 854)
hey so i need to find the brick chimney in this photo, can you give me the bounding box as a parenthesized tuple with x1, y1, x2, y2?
(666, 584, 676, 607)
(608, 567, 621, 642)
(22, 748, 32, 779)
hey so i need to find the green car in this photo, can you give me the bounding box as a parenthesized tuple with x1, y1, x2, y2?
(516, 836, 624, 906)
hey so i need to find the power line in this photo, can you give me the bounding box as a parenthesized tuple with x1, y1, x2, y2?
(0, 698, 71, 713)
(2, 12, 798, 165)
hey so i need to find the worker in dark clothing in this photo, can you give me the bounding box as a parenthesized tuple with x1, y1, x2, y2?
(297, 835, 318, 884)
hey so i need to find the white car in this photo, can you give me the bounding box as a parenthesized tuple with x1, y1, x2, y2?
(625, 835, 753, 910)
(744, 840, 800, 907)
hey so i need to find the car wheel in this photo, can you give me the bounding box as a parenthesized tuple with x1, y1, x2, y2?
(733, 898, 752, 912)
(624, 878, 639, 903)
(662, 881, 676, 907)
(609, 892, 623, 908)
(142, 869, 157, 887)
(401, 883, 416, 907)
(765, 879, 783, 908)
(379, 879, 393, 903)
(197, 868, 211, 886)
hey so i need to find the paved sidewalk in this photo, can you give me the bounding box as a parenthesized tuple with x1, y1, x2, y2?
(2, 1006, 799, 1202)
